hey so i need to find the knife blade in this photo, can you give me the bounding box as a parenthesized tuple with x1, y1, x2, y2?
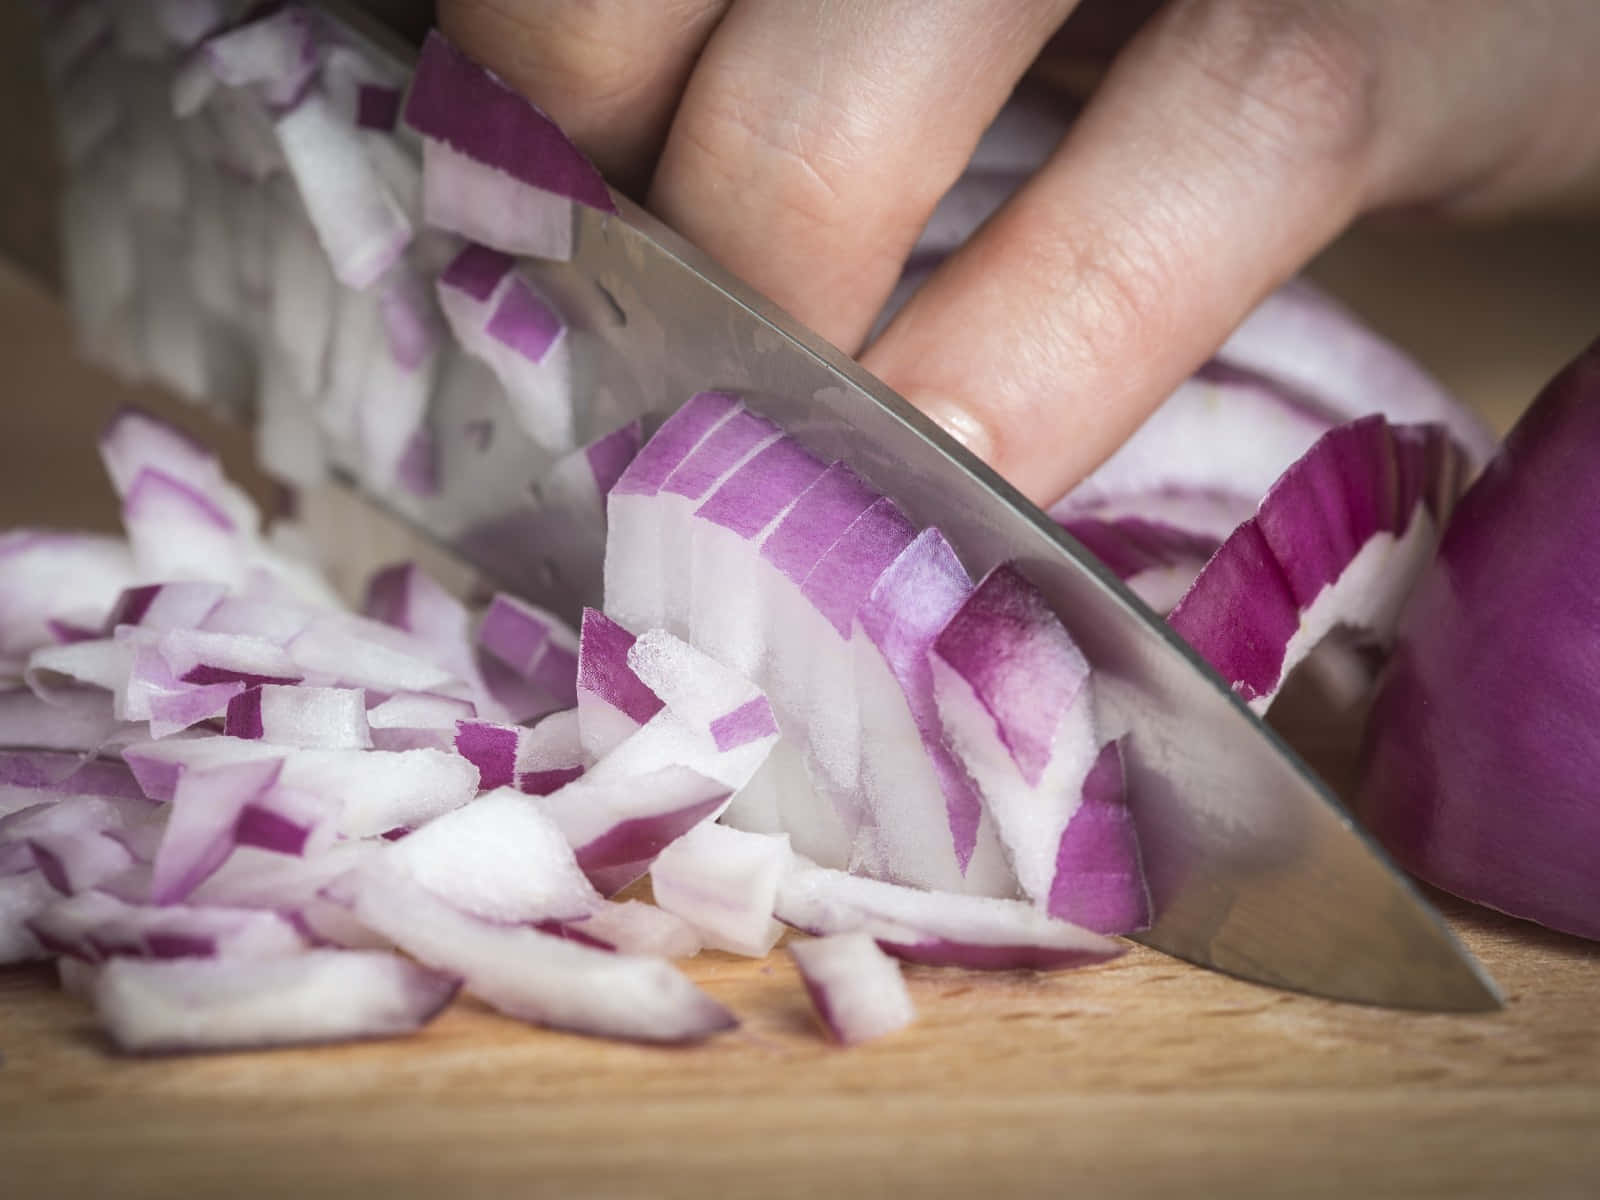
(241, 4, 1504, 1010)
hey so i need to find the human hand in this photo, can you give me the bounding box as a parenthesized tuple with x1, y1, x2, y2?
(437, 0, 1600, 506)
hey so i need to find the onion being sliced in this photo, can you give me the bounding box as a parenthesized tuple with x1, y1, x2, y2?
(604, 390, 743, 633)
(930, 563, 1100, 909)
(90, 949, 460, 1053)
(1168, 416, 1467, 713)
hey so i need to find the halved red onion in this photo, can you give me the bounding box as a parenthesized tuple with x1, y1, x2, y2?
(347, 862, 735, 1042)
(90, 949, 459, 1053)
(403, 30, 613, 259)
(1357, 339, 1600, 940)
(931, 563, 1099, 908)
(650, 822, 790, 957)
(790, 932, 915, 1045)
(776, 861, 1124, 971)
(1168, 416, 1467, 713)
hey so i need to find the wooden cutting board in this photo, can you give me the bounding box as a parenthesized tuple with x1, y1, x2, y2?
(6, 35, 1600, 1184)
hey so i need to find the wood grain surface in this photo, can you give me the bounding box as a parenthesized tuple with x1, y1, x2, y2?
(6, 16, 1600, 1188)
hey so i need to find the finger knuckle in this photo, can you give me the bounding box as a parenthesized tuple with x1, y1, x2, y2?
(1168, 0, 1381, 166)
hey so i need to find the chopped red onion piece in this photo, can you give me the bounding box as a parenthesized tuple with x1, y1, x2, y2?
(0, 532, 135, 665)
(575, 608, 663, 760)
(90, 949, 459, 1053)
(385, 787, 601, 923)
(224, 684, 371, 749)
(650, 823, 789, 956)
(475, 593, 579, 720)
(349, 862, 734, 1042)
(790, 932, 915, 1045)
(776, 862, 1124, 971)
(539, 765, 729, 888)
(575, 900, 702, 959)
(152, 756, 284, 903)
(0, 687, 129, 752)
(0, 749, 143, 800)
(29, 890, 308, 962)
(122, 737, 479, 837)
(200, 5, 322, 111)
(274, 92, 411, 290)
(403, 31, 610, 259)
(1, 871, 57, 963)
(1169, 417, 1466, 713)
(514, 708, 586, 794)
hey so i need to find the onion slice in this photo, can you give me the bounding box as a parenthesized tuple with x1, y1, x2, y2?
(1169, 416, 1467, 713)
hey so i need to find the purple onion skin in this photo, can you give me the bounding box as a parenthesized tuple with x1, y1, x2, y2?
(1357, 338, 1600, 941)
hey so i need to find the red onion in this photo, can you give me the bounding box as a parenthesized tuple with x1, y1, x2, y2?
(1358, 338, 1600, 940)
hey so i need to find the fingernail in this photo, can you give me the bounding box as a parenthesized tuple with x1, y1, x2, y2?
(919, 396, 995, 464)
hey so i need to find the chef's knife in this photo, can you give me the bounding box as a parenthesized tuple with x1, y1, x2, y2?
(196, 3, 1511, 1010)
